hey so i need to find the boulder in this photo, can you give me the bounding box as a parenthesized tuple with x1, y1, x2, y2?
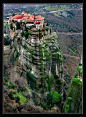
(51, 106, 61, 113)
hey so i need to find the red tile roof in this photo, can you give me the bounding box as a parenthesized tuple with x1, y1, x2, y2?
(12, 15, 22, 19)
(34, 15, 44, 21)
(25, 19, 34, 23)
(11, 12, 44, 23)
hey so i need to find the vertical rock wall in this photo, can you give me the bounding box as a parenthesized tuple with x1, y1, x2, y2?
(9, 19, 64, 108)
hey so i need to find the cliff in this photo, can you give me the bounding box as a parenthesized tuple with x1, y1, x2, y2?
(63, 55, 82, 113)
(8, 17, 64, 109)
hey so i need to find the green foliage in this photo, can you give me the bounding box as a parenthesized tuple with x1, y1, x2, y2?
(53, 74, 62, 93)
(12, 13, 16, 16)
(26, 45, 33, 63)
(39, 32, 43, 37)
(63, 69, 82, 113)
(16, 22, 21, 30)
(50, 28, 52, 34)
(14, 92, 28, 104)
(78, 65, 82, 76)
(26, 71, 35, 89)
(8, 92, 16, 100)
(28, 30, 32, 34)
(67, 77, 82, 99)
(4, 76, 8, 82)
(24, 32, 29, 39)
(46, 75, 54, 92)
(4, 37, 10, 45)
(68, 97, 72, 101)
(39, 44, 43, 61)
(43, 47, 50, 61)
(73, 64, 82, 78)
(46, 93, 53, 109)
(21, 30, 24, 37)
(39, 44, 44, 93)
(10, 23, 14, 30)
(50, 91, 61, 102)
(26, 45, 30, 53)
(57, 55, 63, 62)
(46, 91, 61, 109)
(50, 76, 54, 84)
(46, 75, 51, 92)
(72, 77, 82, 86)
(4, 21, 8, 28)
(41, 27, 45, 31)
(16, 51, 20, 58)
(52, 36, 55, 39)
(46, 5, 69, 11)
(10, 44, 12, 49)
(41, 76, 44, 94)
(15, 96, 20, 103)
(64, 104, 69, 113)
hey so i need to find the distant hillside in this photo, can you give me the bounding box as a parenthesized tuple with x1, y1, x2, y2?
(40, 9, 82, 33)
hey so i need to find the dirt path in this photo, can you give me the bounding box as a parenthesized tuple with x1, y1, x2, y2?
(63, 54, 80, 59)
(57, 32, 82, 35)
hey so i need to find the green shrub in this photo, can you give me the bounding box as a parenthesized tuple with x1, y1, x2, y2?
(68, 97, 72, 101)
(64, 104, 69, 113)
(46, 75, 51, 92)
(13, 13, 16, 16)
(16, 22, 21, 30)
(52, 36, 55, 39)
(15, 96, 20, 103)
(10, 23, 13, 30)
(10, 44, 12, 49)
(46, 91, 61, 109)
(26, 71, 35, 89)
(16, 51, 20, 57)
(46, 93, 53, 109)
(39, 32, 43, 37)
(78, 65, 82, 76)
(24, 32, 29, 39)
(50, 91, 61, 103)
(28, 30, 32, 34)
(21, 30, 24, 36)
(8, 92, 16, 100)
(4, 37, 11, 45)
(46, 75, 54, 92)
(72, 77, 82, 86)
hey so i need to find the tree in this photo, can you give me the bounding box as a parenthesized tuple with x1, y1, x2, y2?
(46, 91, 61, 109)
(24, 32, 29, 39)
(16, 22, 21, 30)
(13, 13, 16, 16)
(10, 23, 13, 30)
(4, 37, 11, 45)
(15, 96, 20, 103)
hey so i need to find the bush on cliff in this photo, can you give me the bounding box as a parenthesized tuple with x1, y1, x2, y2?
(46, 91, 61, 109)
(26, 71, 36, 89)
(24, 32, 29, 39)
(16, 22, 21, 30)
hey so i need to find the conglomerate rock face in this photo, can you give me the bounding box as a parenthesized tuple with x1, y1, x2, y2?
(9, 19, 64, 108)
